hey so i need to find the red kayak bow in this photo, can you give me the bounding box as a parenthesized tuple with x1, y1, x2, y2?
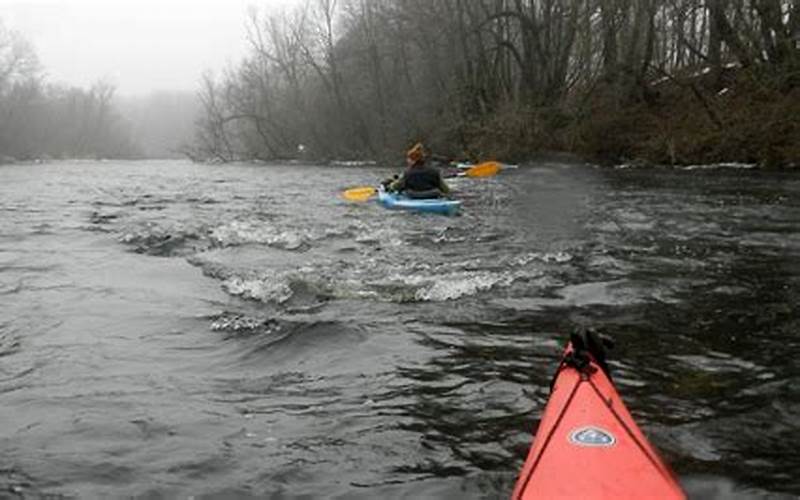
(512, 331, 685, 499)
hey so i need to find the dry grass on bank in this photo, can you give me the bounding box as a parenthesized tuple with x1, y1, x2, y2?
(461, 71, 800, 168)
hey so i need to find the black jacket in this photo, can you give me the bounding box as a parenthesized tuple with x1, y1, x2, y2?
(390, 163, 450, 196)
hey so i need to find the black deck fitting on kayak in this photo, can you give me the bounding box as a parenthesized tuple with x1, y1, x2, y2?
(569, 327, 614, 378)
(549, 327, 615, 393)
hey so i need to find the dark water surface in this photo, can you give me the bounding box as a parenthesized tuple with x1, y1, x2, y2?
(1, 160, 798, 499)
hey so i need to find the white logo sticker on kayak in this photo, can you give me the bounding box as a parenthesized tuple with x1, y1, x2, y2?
(569, 427, 616, 447)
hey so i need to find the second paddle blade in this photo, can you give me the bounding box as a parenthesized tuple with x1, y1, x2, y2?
(343, 186, 377, 202)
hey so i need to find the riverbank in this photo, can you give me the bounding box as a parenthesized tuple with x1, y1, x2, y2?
(465, 69, 799, 169)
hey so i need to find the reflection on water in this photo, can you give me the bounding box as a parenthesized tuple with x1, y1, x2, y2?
(0, 160, 798, 498)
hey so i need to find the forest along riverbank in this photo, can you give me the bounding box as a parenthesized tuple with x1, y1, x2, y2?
(191, 2, 799, 168)
(0, 160, 798, 498)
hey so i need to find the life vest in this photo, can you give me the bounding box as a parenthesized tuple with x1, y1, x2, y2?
(401, 164, 443, 193)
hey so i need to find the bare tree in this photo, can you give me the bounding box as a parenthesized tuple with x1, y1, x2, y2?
(191, 0, 800, 164)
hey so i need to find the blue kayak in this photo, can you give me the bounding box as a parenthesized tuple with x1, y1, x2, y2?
(377, 188, 461, 215)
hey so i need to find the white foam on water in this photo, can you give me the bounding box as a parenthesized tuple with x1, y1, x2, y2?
(222, 275, 293, 303)
(211, 220, 308, 250)
(329, 160, 377, 166)
(512, 251, 573, 266)
(210, 315, 266, 332)
(682, 162, 756, 171)
(380, 269, 518, 302)
(615, 162, 757, 170)
(416, 272, 513, 301)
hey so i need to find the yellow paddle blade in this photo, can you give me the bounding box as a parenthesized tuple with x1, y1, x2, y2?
(465, 161, 501, 177)
(343, 186, 377, 202)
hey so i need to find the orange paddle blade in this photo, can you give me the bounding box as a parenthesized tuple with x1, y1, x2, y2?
(465, 161, 501, 177)
(343, 186, 377, 202)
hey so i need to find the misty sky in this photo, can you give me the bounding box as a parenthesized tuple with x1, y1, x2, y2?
(0, 0, 296, 96)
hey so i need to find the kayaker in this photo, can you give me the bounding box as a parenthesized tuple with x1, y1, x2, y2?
(387, 143, 450, 199)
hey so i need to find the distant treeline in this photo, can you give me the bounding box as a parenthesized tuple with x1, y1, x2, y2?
(193, 0, 799, 167)
(0, 21, 200, 163)
(0, 21, 138, 162)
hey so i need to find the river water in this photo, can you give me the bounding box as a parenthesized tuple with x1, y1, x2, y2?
(0, 160, 798, 499)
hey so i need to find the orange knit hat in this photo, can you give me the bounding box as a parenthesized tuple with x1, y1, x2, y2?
(406, 142, 425, 163)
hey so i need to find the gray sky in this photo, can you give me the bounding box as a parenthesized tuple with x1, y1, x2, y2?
(0, 0, 296, 96)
